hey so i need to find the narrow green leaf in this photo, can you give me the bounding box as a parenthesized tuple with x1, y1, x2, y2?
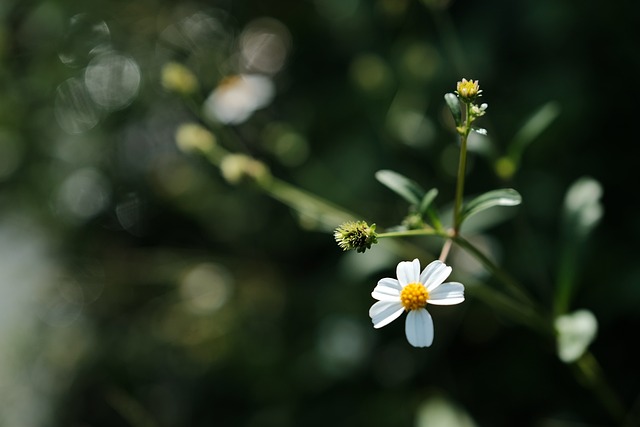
(555, 177, 603, 316)
(508, 101, 560, 161)
(375, 170, 424, 206)
(444, 93, 462, 126)
(460, 188, 522, 223)
(419, 188, 438, 216)
(419, 188, 442, 229)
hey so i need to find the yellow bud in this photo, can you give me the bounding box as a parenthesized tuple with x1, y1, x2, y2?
(220, 154, 270, 185)
(161, 62, 199, 95)
(456, 78, 481, 100)
(175, 123, 216, 154)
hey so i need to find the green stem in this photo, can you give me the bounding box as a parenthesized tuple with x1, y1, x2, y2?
(260, 177, 359, 230)
(377, 228, 441, 239)
(453, 102, 473, 234)
(572, 351, 628, 425)
(468, 284, 551, 336)
(452, 235, 537, 308)
(453, 132, 468, 234)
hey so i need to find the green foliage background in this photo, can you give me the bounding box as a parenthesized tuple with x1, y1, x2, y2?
(1, 0, 639, 426)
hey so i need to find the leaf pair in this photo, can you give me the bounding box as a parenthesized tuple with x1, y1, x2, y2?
(376, 169, 522, 229)
(375, 170, 438, 221)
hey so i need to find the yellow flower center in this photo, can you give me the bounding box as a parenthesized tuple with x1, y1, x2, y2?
(400, 283, 429, 311)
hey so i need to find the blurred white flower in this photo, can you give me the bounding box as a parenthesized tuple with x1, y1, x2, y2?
(204, 74, 274, 125)
(369, 259, 464, 347)
(555, 309, 598, 363)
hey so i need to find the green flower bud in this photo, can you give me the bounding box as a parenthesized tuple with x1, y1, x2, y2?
(334, 221, 378, 253)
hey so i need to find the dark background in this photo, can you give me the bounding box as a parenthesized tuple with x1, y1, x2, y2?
(1, 0, 639, 426)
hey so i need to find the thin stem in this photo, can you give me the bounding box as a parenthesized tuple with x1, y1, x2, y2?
(468, 283, 551, 336)
(260, 177, 360, 230)
(572, 351, 628, 425)
(453, 132, 468, 234)
(377, 228, 441, 239)
(452, 235, 537, 308)
(439, 238, 453, 262)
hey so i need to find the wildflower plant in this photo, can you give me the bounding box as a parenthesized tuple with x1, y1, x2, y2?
(171, 67, 627, 424)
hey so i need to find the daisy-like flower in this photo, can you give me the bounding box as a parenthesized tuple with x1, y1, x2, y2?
(369, 259, 465, 347)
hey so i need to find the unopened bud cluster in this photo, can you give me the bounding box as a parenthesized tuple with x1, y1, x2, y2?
(447, 78, 488, 135)
(334, 221, 378, 253)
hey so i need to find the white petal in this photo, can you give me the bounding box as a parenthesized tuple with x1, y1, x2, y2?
(420, 260, 452, 291)
(405, 309, 433, 347)
(428, 282, 465, 305)
(397, 259, 421, 287)
(371, 278, 401, 301)
(369, 301, 404, 329)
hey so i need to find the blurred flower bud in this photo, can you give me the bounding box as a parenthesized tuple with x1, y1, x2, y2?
(175, 123, 216, 154)
(220, 154, 271, 185)
(161, 62, 199, 95)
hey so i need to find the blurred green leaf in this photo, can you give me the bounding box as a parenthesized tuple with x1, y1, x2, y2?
(508, 101, 560, 162)
(555, 177, 603, 315)
(460, 189, 522, 224)
(444, 93, 462, 126)
(375, 169, 425, 206)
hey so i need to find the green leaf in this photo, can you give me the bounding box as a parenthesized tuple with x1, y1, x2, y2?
(460, 188, 522, 224)
(508, 101, 560, 162)
(554, 177, 603, 315)
(375, 170, 425, 206)
(419, 188, 438, 216)
(444, 93, 462, 126)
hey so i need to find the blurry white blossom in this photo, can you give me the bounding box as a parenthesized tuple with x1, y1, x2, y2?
(555, 309, 598, 363)
(204, 74, 274, 125)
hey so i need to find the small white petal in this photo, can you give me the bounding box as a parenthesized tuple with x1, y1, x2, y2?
(405, 309, 433, 347)
(370, 301, 404, 329)
(428, 282, 465, 305)
(420, 261, 452, 291)
(397, 259, 421, 287)
(371, 278, 401, 301)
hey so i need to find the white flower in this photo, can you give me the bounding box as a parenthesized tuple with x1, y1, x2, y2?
(369, 259, 465, 347)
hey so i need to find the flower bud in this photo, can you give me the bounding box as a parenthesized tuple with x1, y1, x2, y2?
(333, 221, 378, 253)
(175, 123, 216, 154)
(161, 62, 199, 95)
(455, 78, 482, 101)
(220, 154, 271, 185)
